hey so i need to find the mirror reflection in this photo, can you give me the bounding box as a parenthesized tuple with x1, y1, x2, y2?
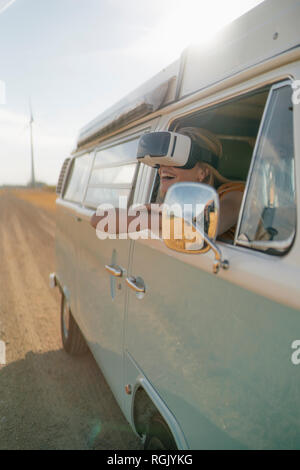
(162, 183, 219, 254)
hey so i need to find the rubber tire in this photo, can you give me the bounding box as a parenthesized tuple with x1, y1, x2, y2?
(61, 295, 88, 356)
(144, 414, 177, 450)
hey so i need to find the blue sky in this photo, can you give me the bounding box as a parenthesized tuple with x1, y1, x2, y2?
(0, 0, 263, 185)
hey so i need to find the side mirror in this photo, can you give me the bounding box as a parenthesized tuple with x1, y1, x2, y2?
(162, 182, 229, 274)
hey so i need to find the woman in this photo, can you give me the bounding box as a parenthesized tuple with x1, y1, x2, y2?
(90, 127, 244, 239)
(157, 127, 245, 239)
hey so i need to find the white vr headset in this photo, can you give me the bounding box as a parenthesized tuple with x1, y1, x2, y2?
(136, 131, 218, 170)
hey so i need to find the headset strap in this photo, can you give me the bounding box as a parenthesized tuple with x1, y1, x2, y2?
(182, 143, 219, 170)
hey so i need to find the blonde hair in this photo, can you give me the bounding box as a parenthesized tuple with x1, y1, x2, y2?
(179, 127, 223, 158)
(197, 162, 231, 188)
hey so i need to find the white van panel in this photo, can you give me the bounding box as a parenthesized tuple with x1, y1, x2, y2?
(180, 0, 300, 98)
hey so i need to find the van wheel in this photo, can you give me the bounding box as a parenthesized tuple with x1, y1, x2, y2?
(144, 415, 177, 450)
(61, 295, 88, 356)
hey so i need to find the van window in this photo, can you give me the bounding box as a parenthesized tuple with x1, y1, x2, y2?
(169, 87, 270, 182)
(63, 153, 91, 203)
(84, 138, 139, 208)
(154, 86, 271, 238)
(89, 163, 137, 186)
(236, 83, 296, 254)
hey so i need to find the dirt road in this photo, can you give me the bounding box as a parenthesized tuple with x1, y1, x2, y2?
(0, 190, 141, 450)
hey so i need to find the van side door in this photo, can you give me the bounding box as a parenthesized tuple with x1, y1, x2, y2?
(56, 152, 93, 315)
(75, 120, 159, 411)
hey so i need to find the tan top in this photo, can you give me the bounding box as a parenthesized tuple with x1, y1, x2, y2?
(217, 182, 245, 241)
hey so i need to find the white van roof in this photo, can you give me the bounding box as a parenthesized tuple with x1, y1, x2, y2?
(77, 60, 179, 149)
(76, 0, 300, 150)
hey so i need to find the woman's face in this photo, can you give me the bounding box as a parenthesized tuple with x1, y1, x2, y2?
(158, 164, 207, 196)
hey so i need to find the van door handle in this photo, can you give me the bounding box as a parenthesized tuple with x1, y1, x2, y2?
(126, 276, 145, 294)
(105, 264, 123, 277)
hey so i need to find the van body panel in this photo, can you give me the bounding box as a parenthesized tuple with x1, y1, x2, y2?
(77, 219, 132, 409)
(56, 199, 81, 317)
(71, 121, 160, 411)
(124, 351, 189, 449)
(125, 238, 300, 449)
(180, 0, 300, 99)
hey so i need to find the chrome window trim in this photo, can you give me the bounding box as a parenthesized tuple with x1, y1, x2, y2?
(84, 197, 131, 211)
(234, 79, 296, 254)
(92, 160, 137, 170)
(94, 131, 148, 154)
(237, 231, 296, 253)
(87, 183, 133, 190)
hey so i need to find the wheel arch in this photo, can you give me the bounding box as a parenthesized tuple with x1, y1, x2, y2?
(131, 376, 188, 450)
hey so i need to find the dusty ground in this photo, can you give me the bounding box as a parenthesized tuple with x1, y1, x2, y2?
(0, 189, 141, 450)
(12, 188, 57, 212)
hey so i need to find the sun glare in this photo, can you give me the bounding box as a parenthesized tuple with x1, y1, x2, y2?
(146, 0, 264, 62)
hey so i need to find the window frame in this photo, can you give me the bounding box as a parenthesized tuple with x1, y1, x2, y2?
(154, 76, 296, 256)
(234, 79, 297, 255)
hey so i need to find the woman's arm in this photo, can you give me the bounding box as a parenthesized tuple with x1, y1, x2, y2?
(90, 204, 159, 234)
(90, 191, 243, 239)
(90, 208, 140, 232)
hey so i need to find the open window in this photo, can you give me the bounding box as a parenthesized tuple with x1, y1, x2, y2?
(236, 82, 296, 255)
(170, 88, 270, 183)
(151, 85, 271, 244)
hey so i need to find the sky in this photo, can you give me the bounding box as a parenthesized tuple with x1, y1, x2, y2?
(0, 0, 264, 186)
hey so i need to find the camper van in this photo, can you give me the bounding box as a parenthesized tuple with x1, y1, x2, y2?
(50, 0, 300, 449)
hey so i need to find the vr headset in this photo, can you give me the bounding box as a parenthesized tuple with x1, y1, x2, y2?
(137, 131, 219, 170)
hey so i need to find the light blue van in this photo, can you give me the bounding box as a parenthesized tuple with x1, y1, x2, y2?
(50, 0, 300, 449)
